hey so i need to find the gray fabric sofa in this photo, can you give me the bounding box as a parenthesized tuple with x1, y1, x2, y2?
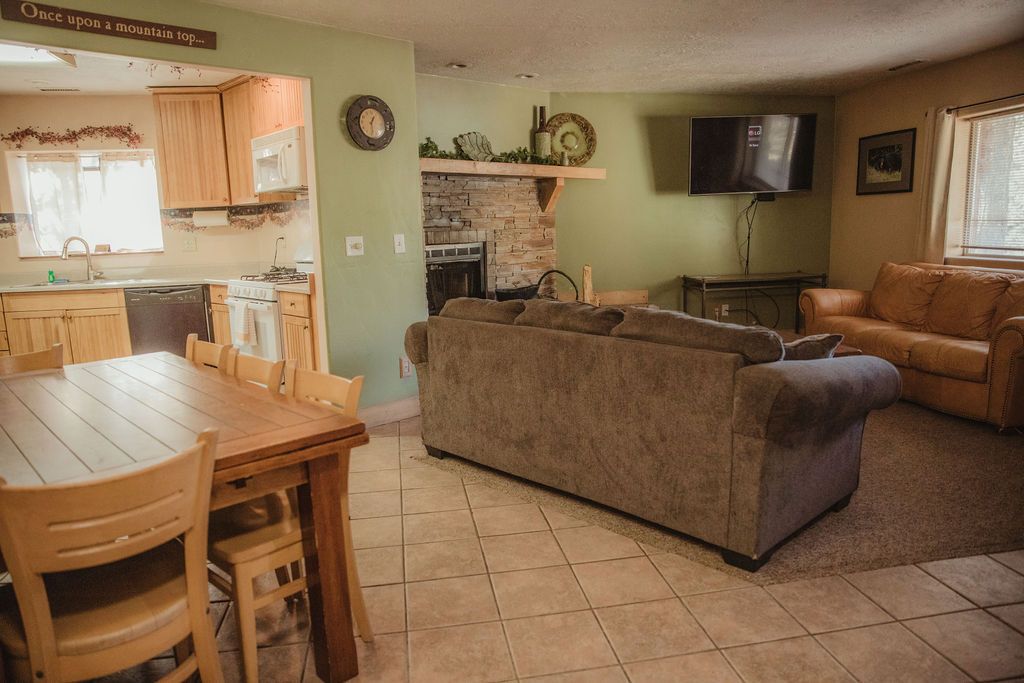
(404, 299, 901, 570)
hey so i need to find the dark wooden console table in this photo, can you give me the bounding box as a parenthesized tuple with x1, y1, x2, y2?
(680, 271, 828, 331)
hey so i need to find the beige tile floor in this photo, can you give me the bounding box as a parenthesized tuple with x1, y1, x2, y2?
(4, 416, 1023, 682)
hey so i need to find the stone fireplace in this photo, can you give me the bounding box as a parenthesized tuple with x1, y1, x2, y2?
(421, 173, 557, 306)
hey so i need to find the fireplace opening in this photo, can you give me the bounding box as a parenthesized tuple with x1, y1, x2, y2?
(425, 242, 485, 315)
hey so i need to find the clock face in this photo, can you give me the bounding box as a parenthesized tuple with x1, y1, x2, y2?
(346, 96, 395, 150)
(359, 108, 386, 139)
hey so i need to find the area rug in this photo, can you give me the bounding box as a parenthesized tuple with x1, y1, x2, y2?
(412, 400, 1024, 584)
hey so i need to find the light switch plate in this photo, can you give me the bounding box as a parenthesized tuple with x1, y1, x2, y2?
(346, 236, 364, 257)
(393, 233, 406, 254)
(183, 235, 197, 252)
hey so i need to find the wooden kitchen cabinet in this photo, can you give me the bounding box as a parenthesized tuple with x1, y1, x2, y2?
(249, 77, 304, 138)
(65, 308, 132, 363)
(220, 78, 258, 205)
(152, 90, 231, 208)
(211, 303, 231, 345)
(2, 290, 132, 363)
(5, 310, 67, 356)
(282, 313, 315, 371)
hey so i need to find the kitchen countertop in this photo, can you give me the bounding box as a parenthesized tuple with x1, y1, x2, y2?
(274, 282, 311, 295)
(0, 276, 232, 294)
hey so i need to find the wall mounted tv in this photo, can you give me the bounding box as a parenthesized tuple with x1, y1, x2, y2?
(689, 114, 817, 195)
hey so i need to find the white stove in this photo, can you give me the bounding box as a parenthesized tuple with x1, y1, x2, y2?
(227, 279, 280, 303)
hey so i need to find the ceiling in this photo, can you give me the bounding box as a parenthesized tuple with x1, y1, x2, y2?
(0, 45, 242, 94)
(207, 0, 1024, 94)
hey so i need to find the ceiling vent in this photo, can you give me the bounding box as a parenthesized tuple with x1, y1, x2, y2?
(39, 87, 80, 92)
(888, 60, 925, 72)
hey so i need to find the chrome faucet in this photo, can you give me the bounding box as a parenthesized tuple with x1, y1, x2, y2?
(60, 236, 101, 282)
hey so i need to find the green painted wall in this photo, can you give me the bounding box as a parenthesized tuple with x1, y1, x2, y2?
(549, 93, 835, 327)
(416, 74, 548, 154)
(0, 0, 425, 407)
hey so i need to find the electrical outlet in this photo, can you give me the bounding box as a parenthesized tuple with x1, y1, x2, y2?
(399, 356, 413, 378)
(183, 235, 197, 252)
(721, 303, 730, 317)
(393, 233, 406, 254)
(346, 236, 364, 257)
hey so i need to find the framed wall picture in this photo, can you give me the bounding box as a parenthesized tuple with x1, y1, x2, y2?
(856, 128, 916, 195)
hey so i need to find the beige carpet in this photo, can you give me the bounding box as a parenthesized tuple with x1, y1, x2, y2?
(413, 400, 1024, 584)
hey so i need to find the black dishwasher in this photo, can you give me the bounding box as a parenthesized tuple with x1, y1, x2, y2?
(124, 286, 212, 357)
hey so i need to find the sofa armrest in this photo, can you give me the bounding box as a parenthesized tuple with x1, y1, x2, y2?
(800, 289, 871, 332)
(734, 357, 901, 441)
(405, 321, 428, 365)
(987, 316, 1024, 429)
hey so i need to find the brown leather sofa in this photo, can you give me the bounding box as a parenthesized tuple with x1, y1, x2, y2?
(800, 261, 1024, 429)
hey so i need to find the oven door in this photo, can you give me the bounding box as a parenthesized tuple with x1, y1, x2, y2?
(226, 297, 283, 360)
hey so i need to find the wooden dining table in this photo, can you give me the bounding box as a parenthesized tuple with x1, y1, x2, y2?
(0, 351, 367, 681)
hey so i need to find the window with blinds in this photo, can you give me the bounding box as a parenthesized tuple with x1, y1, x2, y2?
(962, 109, 1024, 258)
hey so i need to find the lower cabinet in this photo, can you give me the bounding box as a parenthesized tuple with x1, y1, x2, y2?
(282, 313, 315, 370)
(211, 302, 231, 345)
(3, 291, 132, 363)
(66, 308, 132, 363)
(5, 310, 68, 356)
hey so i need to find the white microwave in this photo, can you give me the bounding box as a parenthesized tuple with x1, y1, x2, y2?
(251, 126, 307, 193)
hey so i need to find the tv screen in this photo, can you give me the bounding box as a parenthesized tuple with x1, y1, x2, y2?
(689, 114, 816, 195)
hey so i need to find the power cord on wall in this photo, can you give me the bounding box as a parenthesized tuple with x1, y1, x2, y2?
(731, 196, 782, 328)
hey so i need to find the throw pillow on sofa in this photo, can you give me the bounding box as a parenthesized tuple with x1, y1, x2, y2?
(514, 299, 625, 335)
(439, 297, 525, 325)
(870, 262, 945, 327)
(923, 271, 1014, 340)
(783, 333, 845, 360)
(610, 307, 784, 363)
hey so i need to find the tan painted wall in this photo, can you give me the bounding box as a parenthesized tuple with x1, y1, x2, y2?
(0, 94, 312, 283)
(829, 40, 1024, 289)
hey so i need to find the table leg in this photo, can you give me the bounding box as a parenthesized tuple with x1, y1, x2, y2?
(298, 451, 358, 682)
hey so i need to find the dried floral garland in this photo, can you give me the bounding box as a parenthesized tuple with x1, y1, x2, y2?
(0, 124, 142, 149)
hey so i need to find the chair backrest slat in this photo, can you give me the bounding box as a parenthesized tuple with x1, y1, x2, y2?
(283, 364, 364, 417)
(0, 344, 63, 377)
(185, 333, 231, 371)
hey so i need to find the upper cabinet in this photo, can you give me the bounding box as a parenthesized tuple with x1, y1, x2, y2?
(249, 78, 304, 138)
(220, 78, 258, 206)
(152, 78, 304, 209)
(152, 90, 232, 209)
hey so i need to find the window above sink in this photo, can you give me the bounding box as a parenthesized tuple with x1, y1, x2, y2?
(6, 149, 164, 258)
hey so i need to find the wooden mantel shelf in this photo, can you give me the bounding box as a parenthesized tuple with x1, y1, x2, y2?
(419, 158, 606, 212)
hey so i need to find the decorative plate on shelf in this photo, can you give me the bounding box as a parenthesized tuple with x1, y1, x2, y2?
(543, 112, 596, 166)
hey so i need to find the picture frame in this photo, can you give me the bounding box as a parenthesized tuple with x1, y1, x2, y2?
(856, 128, 916, 195)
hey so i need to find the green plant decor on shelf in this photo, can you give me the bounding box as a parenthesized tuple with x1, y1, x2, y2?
(419, 136, 559, 165)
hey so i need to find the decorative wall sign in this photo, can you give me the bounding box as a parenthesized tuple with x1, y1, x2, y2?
(0, 123, 142, 149)
(856, 128, 916, 195)
(0, 1, 217, 49)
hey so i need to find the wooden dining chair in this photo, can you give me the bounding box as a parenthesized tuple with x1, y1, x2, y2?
(185, 333, 231, 372)
(0, 345, 63, 377)
(206, 366, 369, 683)
(226, 349, 285, 396)
(0, 430, 223, 683)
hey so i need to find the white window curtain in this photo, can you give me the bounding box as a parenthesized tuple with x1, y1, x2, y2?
(916, 107, 956, 263)
(15, 150, 163, 257)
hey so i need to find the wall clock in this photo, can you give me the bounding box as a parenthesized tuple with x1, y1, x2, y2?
(345, 95, 395, 150)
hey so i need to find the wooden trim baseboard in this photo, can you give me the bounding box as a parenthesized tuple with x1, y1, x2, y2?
(358, 395, 420, 428)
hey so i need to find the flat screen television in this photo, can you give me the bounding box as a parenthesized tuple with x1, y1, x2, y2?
(689, 114, 817, 195)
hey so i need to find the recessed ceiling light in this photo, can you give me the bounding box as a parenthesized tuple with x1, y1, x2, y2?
(0, 44, 62, 65)
(447, 62, 469, 69)
(515, 73, 539, 80)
